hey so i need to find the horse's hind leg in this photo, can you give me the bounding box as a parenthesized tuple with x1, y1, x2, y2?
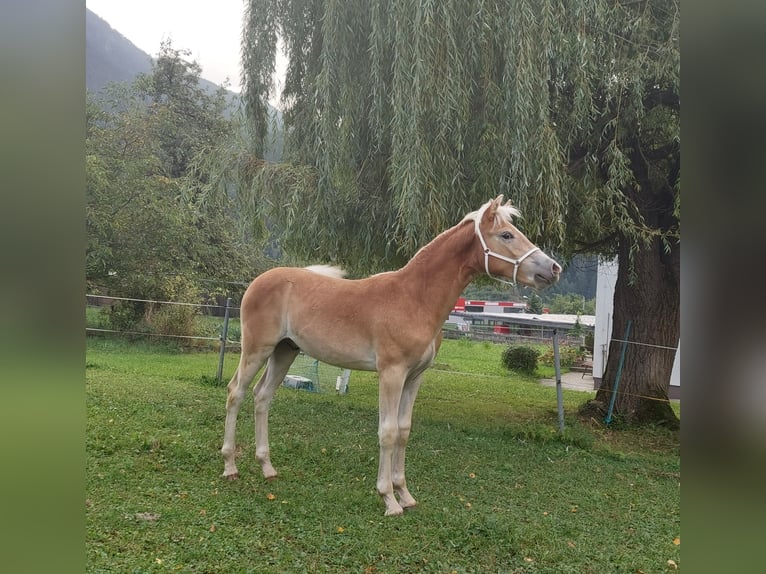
(253, 340, 299, 480)
(221, 352, 269, 479)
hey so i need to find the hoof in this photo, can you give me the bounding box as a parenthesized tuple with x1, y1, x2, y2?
(384, 503, 404, 517)
(265, 475, 278, 483)
(223, 472, 239, 481)
(396, 488, 417, 510)
(259, 460, 278, 480)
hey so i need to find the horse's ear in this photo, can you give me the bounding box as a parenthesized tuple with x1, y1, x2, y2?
(482, 196, 503, 227)
(488, 195, 505, 213)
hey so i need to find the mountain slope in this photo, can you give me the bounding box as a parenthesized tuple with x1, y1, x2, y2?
(86, 7, 237, 102)
(86, 8, 153, 93)
(86, 9, 283, 159)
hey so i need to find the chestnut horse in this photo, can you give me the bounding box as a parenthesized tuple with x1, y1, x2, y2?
(221, 196, 561, 516)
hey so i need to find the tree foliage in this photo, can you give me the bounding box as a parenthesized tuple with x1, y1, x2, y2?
(236, 0, 679, 276)
(527, 293, 544, 314)
(235, 0, 680, 425)
(86, 42, 262, 306)
(548, 293, 595, 315)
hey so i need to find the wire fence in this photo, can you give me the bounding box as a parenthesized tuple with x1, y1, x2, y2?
(87, 294, 226, 309)
(86, 294, 588, 348)
(85, 327, 220, 342)
(85, 293, 573, 430)
(609, 338, 678, 352)
(86, 293, 241, 344)
(443, 327, 585, 347)
(86, 294, 348, 391)
(85, 293, 677, 419)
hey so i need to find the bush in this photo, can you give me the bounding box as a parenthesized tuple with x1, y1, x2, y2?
(144, 276, 202, 340)
(150, 304, 199, 339)
(107, 300, 146, 331)
(225, 323, 241, 343)
(501, 345, 539, 374)
(584, 330, 594, 353)
(538, 344, 583, 368)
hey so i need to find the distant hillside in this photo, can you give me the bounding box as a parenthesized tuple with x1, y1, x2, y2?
(86, 9, 152, 93)
(85, 8, 239, 108)
(86, 8, 283, 159)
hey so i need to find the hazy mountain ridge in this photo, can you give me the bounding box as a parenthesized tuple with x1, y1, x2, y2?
(86, 7, 239, 108)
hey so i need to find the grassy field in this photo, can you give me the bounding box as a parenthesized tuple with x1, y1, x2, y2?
(86, 337, 680, 573)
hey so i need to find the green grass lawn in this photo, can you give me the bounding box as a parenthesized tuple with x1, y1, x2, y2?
(86, 337, 680, 573)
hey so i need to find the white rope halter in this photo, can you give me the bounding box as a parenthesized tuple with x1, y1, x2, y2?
(474, 207, 539, 286)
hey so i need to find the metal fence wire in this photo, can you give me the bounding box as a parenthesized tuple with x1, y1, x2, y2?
(86, 294, 352, 391)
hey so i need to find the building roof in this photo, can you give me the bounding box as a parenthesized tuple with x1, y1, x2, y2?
(450, 311, 595, 330)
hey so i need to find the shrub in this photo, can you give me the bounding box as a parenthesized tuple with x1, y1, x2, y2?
(538, 344, 583, 368)
(150, 304, 199, 339)
(107, 300, 146, 331)
(225, 323, 241, 343)
(570, 316, 584, 338)
(584, 330, 594, 353)
(501, 345, 539, 374)
(145, 276, 202, 340)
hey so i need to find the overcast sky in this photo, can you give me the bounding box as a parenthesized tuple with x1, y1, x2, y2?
(86, 0, 285, 105)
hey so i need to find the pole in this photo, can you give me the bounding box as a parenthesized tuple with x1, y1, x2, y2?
(553, 328, 565, 433)
(216, 297, 232, 384)
(605, 320, 632, 425)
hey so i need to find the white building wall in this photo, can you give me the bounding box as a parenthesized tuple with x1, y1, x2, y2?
(594, 259, 680, 395)
(593, 259, 618, 384)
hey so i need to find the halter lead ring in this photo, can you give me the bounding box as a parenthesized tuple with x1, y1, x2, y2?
(475, 223, 539, 286)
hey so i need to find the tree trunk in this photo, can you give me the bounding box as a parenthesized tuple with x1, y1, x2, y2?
(584, 235, 680, 428)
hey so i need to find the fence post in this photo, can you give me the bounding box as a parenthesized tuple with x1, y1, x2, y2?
(605, 320, 632, 425)
(216, 297, 232, 384)
(553, 328, 565, 433)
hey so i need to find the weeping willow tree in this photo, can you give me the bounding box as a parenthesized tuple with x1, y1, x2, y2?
(233, 0, 680, 425)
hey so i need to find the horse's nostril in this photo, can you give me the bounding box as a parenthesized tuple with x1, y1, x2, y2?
(552, 261, 562, 275)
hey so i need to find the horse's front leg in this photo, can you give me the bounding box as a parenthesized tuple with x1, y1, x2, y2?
(376, 367, 407, 516)
(391, 370, 425, 510)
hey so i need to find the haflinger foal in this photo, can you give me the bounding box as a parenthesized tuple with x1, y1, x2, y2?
(221, 195, 561, 516)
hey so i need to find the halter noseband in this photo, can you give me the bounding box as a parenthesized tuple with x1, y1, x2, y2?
(474, 212, 539, 286)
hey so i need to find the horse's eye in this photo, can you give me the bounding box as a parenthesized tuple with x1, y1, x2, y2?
(500, 231, 514, 240)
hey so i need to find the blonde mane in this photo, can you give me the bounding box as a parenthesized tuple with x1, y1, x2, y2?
(462, 199, 521, 232)
(305, 264, 347, 279)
